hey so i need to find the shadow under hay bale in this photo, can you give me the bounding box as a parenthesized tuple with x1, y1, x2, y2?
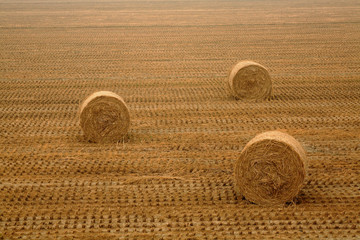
(234, 131, 308, 206)
(79, 91, 130, 143)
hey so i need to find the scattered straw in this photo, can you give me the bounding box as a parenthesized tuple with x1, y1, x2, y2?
(234, 131, 307, 206)
(79, 91, 130, 143)
(228, 61, 272, 100)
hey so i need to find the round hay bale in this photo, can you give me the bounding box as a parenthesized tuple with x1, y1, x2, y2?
(79, 91, 130, 143)
(234, 131, 307, 206)
(228, 61, 272, 100)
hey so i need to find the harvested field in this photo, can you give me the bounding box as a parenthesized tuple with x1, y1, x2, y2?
(0, 0, 360, 239)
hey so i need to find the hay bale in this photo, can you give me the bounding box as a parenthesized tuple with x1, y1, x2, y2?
(228, 61, 272, 100)
(79, 91, 130, 143)
(234, 131, 307, 206)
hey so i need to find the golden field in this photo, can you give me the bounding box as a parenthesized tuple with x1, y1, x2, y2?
(0, 0, 359, 239)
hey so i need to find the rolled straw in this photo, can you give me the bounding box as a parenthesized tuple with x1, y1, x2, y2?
(79, 91, 130, 143)
(228, 61, 272, 100)
(234, 131, 307, 206)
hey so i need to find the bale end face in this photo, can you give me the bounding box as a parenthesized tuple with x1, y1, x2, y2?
(228, 61, 272, 101)
(234, 131, 307, 206)
(79, 91, 130, 143)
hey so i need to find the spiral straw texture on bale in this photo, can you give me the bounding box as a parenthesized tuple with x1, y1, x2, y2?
(228, 61, 272, 100)
(80, 91, 130, 143)
(234, 131, 307, 206)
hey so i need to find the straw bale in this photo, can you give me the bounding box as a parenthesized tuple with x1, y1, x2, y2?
(234, 131, 307, 206)
(228, 61, 272, 100)
(79, 91, 130, 143)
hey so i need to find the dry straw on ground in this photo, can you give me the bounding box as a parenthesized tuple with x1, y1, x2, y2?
(234, 131, 307, 206)
(79, 91, 130, 143)
(228, 61, 272, 100)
